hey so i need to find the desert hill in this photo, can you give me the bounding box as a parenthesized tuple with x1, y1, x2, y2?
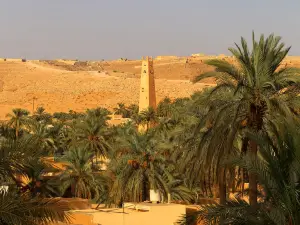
(0, 55, 299, 120)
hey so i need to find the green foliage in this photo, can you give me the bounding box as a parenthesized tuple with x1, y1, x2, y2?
(0, 191, 70, 225)
(58, 147, 106, 199)
(182, 119, 300, 225)
(0, 134, 70, 224)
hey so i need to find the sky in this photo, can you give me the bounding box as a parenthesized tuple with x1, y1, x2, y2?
(0, 0, 299, 60)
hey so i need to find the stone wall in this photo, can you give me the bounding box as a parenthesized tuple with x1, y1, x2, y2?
(156, 55, 178, 60)
(5, 58, 24, 62)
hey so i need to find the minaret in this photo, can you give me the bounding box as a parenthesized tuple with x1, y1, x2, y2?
(138, 56, 156, 131)
(139, 56, 156, 112)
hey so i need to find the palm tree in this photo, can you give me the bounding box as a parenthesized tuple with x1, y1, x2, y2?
(127, 104, 139, 118)
(0, 190, 70, 225)
(6, 108, 30, 138)
(0, 123, 17, 140)
(27, 121, 55, 155)
(0, 132, 70, 224)
(113, 103, 129, 118)
(140, 107, 158, 131)
(47, 121, 71, 157)
(53, 112, 72, 122)
(72, 111, 111, 169)
(182, 118, 300, 225)
(157, 97, 173, 118)
(193, 32, 300, 206)
(110, 127, 174, 203)
(0, 136, 42, 183)
(17, 159, 60, 197)
(32, 107, 52, 123)
(58, 147, 104, 199)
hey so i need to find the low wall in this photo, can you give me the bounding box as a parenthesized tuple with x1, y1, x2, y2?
(5, 58, 25, 62)
(156, 55, 178, 60)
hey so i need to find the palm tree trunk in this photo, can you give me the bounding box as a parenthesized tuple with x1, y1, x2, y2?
(16, 121, 19, 139)
(71, 183, 76, 197)
(203, 175, 208, 197)
(248, 104, 261, 208)
(249, 140, 258, 207)
(241, 137, 249, 197)
(142, 175, 148, 202)
(219, 167, 226, 205)
(209, 168, 214, 197)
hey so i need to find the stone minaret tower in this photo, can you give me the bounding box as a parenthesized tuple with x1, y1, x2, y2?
(138, 56, 156, 132)
(138, 56, 156, 112)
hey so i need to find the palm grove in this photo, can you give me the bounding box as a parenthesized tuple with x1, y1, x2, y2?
(1, 33, 300, 225)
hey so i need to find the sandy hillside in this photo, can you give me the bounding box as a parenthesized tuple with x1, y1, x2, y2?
(0, 56, 299, 120)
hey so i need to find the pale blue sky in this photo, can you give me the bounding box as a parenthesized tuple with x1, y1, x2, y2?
(0, 0, 299, 60)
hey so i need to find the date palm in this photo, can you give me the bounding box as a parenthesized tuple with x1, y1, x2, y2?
(157, 97, 172, 117)
(0, 190, 70, 225)
(72, 111, 111, 168)
(183, 118, 300, 225)
(0, 136, 42, 182)
(6, 108, 30, 138)
(127, 104, 139, 118)
(27, 121, 55, 155)
(58, 147, 104, 199)
(0, 134, 69, 224)
(193, 32, 300, 206)
(139, 107, 158, 131)
(110, 127, 174, 203)
(113, 102, 129, 118)
(32, 107, 52, 123)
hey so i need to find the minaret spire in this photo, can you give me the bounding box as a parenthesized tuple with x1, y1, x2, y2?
(138, 56, 156, 131)
(138, 56, 156, 112)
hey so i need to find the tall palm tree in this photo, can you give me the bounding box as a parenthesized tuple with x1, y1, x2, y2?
(72, 111, 111, 168)
(193, 32, 300, 206)
(110, 128, 175, 203)
(182, 118, 300, 225)
(58, 147, 104, 199)
(6, 108, 30, 138)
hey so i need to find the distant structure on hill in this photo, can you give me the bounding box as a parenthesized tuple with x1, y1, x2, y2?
(191, 53, 205, 57)
(138, 56, 156, 131)
(155, 55, 178, 60)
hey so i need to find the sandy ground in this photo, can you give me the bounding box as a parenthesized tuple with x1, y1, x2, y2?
(0, 56, 299, 120)
(0, 59, 214, 119)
